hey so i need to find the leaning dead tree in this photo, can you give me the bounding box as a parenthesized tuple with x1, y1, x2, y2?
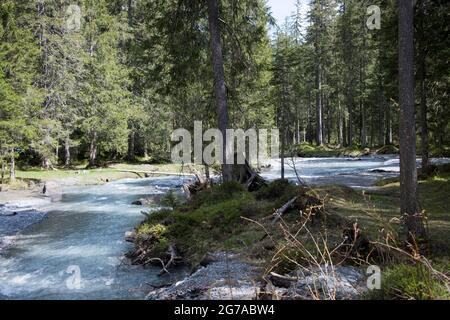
(182, 153, 267, 198)
(230, 155, 267, 191)
(182, 166, 210, 199)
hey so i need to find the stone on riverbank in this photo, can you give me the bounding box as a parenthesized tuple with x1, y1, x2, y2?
(146, 252, 260, 300)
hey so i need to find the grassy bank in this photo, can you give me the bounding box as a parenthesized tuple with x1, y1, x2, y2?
(131, 165, 450, 299)
(2, 163, 191, 190)
(289, 142, 398, 158)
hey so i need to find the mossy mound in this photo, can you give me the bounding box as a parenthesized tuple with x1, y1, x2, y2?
(129, 180, 324, 266)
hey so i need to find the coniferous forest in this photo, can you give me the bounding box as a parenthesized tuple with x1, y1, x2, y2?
(0, 0, 449, 303)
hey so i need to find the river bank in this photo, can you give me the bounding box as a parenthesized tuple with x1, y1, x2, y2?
(130, 163, 450, 300)
(1, 159, 449, 299)
(0, 162, 192, 251)
(0, 189, 51, 251)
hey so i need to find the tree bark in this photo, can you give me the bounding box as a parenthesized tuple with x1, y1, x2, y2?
(89, 132, 98, 167)
(281, 130, 285, 180)
(398, 0, 426, 241)
(315, 60, 323, 146)
(418, 0, 429, 174)
(360, 57, 366, 147)
(64, 137, 71, 166)
(143, 140, 149, 158)
(207, 0, 232, 182)
(347, 86, 353, 146)
(385, 99, 393, 145)
(0, 161, 5, 191)
(9, 150, 16, 183)
(128, 129, 135, 162)
(338, 98, 344, 147)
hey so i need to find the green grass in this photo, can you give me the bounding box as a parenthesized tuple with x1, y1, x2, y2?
(135, 167, 450, 264)
(366, 263, 450, 300)
(14, 167, 137, 185)
(290, 142, 378, 158)
(5, 162, 193, 189)
(321, 164, 450, 258)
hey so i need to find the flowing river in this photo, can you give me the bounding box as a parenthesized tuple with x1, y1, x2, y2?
(0, 156, 448, 299)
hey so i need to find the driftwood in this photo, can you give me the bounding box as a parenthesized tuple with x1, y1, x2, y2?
(267, 272, 298, 288)
(272, 196, 299, 224)
(119, 169, 194, 178)
(144, 244, 181, 276)
(183, 169, 210, 198)
(230, 154, 267, 191)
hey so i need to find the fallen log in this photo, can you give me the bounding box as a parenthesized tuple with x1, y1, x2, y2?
(267, 272, 298, 288)
(272, 196, 299, 224)
(118, 169, 194, 177)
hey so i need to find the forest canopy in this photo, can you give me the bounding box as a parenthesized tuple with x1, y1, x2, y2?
(0, 0, 448, 171)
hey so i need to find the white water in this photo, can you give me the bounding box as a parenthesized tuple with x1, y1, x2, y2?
(0, 176, 191, 300)
(0, 156, 448, 299)
(262, 156, 450, 188)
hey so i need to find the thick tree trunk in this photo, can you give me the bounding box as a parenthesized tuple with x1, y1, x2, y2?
(398, 0, 426, 241)
(42, 158, 52, 170)
(89, 132, 98, 167)
(64, 137, 71, 166)
(207, 0, 232, 182)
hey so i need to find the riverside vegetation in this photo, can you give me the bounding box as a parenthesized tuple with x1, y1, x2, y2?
(128, 163, 450, 300)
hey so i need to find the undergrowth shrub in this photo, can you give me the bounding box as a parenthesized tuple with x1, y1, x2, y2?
(367, 263, 450, 300)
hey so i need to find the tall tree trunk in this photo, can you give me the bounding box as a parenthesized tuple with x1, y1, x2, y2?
(9, 150, 15, 183)
(338, 98, 344, 147)
(307, 87, 313, 144)
(419, 56, 429, 173)
(385, 99, 393, 145)
(207, 0, 231, 182)
(281, 129, 285, 180)
(343, 115, 347, 147)
(347, 86, 353, 146)
(64, 137, 71, 166)
(378, 102, 385, 146)
(418, 1, 429, 174)
(89, 132, 98, 167)
(143, 140, 149, 158)
(128, 129, 135, 162)
(0, 161, 5, 191)
(360, 59, 366, 147)
(42, 157, 52, 170)
(315, 62, 323, 146)
(398, 0, 426, 241)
